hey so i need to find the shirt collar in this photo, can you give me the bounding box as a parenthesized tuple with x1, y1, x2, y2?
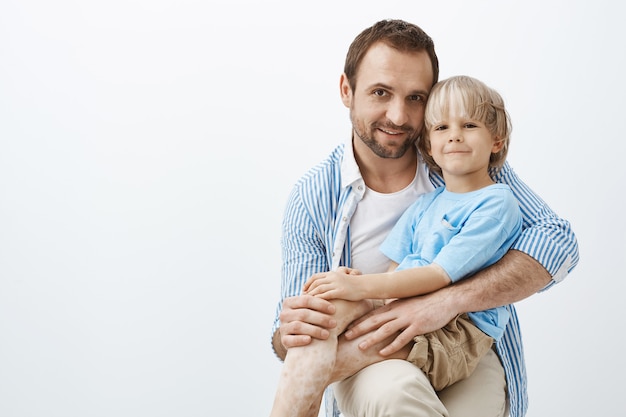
(340, 136, 427, 194)
(340, 136, 365, 194)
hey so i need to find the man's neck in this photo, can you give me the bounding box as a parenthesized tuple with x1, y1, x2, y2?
(353, 139, 418, 194)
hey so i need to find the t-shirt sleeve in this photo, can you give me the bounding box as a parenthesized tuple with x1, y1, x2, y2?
(433, 192, 522, 282)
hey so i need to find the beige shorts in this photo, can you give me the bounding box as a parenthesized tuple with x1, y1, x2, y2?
(406, 313, 494, 391)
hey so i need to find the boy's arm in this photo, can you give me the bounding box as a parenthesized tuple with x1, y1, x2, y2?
(305, 264, 451, 301)
(376, 263, 451, 299)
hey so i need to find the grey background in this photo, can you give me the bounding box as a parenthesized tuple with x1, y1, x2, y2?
(1, 0, 623, 416)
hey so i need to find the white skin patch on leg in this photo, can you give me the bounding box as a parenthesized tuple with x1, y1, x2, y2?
(269, 300, 374, 417)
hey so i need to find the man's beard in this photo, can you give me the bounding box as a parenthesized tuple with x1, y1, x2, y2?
(351, 114, 419, 159)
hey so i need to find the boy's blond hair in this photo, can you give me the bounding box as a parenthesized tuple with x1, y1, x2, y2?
(419, 75, 512, 176)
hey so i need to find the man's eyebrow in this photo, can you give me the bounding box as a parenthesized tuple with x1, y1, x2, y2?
(366, 83, 429, 97)
(365, 82, 392, 91)
(410, 89, 430, 97)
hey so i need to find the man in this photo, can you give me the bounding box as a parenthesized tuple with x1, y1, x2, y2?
(271, 19, 579, 417)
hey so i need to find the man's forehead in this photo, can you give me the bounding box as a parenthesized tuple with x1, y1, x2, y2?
(356, 43, 433, 92)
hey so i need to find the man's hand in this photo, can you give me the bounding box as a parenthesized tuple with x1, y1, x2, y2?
(344, 291, 457, 356)
(342, 250, 553, 357)
(272, 294, 337, 360)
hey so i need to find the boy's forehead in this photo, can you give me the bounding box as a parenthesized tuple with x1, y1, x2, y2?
(429, 96, 476, 121)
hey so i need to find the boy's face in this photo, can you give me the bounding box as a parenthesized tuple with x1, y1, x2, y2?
(427, 102, 503, 181)
(340, 42, 433, 159)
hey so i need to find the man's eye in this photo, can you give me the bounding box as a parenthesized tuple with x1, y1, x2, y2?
(373, 89, 386, 97)
(408, 95, 423, 102)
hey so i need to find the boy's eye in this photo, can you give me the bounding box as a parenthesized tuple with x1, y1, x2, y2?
(433, 125, 448, 131)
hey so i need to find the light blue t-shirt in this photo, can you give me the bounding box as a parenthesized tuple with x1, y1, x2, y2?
(380, 184, 522, 341)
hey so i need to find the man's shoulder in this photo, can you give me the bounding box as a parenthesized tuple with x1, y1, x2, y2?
(295, 143, 344, 186)
(286, 143, 346, 216)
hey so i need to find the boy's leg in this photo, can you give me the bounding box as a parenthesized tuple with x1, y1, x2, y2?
(438, 348, 508, 417)
(269, 300, 372, 417)
(407, 314, 495, 391)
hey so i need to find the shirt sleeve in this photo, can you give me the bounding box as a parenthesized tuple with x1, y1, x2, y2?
(272, 184, 330, 336)
(493, 162, 580, 288)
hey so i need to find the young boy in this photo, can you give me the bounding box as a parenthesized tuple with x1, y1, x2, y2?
(270, 75, 522, 416)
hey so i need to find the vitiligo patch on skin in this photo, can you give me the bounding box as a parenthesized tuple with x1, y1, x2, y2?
(269, 300, 374, 417)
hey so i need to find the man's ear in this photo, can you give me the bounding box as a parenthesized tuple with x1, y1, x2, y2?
(339, 73, 352, 108)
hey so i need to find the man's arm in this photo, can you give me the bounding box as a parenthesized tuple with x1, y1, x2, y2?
(450, 249, 550, 310)
(344, 249, 549, 355)
(495, 162, 579, 284)
(272, 330, 287, 361)
(345, 163, 579, 354)
(270, 183, 331, 358)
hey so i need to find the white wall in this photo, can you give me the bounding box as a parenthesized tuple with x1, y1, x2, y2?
(1, 1, 623, 416)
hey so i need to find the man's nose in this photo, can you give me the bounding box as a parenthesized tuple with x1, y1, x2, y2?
(386, 99, 410, 127)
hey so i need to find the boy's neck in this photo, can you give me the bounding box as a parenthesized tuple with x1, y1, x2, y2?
(443, 171, 495, 193)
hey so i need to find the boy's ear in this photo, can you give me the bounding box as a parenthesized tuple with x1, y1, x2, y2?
(491, 137, 505, 153)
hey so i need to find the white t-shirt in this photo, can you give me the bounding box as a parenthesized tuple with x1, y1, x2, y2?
(350, 160, 434, 274)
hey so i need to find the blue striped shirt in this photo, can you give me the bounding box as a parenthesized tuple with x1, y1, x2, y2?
(272, 142, 579, 417)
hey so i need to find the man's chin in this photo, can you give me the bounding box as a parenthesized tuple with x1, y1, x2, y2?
(375, 146, 411, 159)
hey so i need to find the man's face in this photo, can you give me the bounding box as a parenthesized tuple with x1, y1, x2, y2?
(341, 42, 434, 159)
